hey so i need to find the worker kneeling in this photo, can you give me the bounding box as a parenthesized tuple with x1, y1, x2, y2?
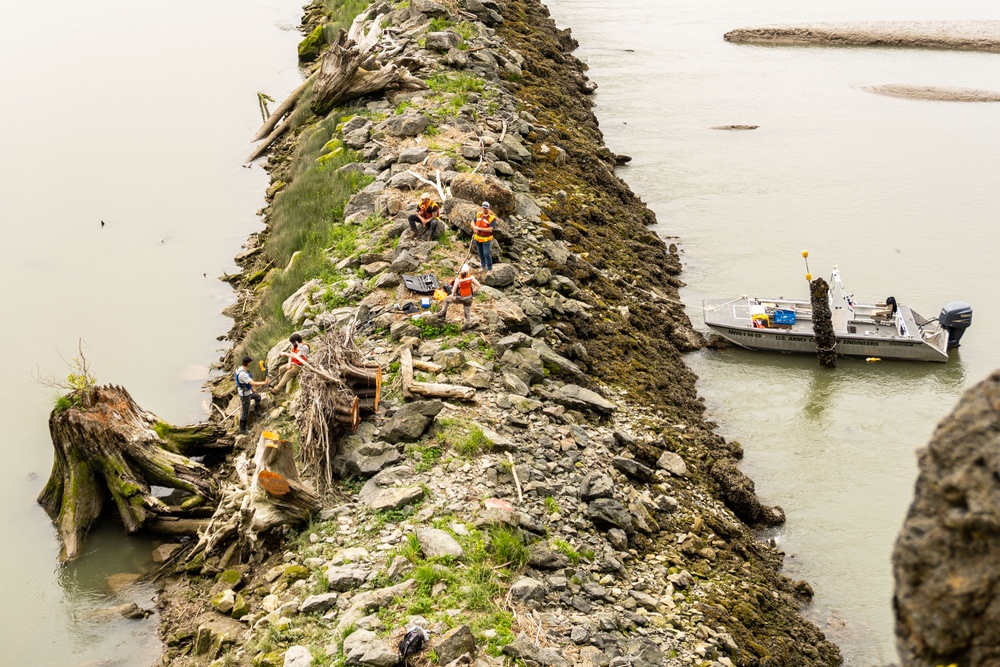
(435, 264, 481, 327)
(272, 332, 310, 395)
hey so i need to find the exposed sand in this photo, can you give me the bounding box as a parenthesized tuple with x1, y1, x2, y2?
(863, 84, 1000, 101)
(724, 21, 1000, 52)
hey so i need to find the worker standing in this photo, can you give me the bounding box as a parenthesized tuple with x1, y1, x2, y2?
(235, 355, 266, 434)
(436, 264, 481, 327)
(408, 192, 442, 240)
(272, 332, 310, 395)
(472, 201, 497, 274)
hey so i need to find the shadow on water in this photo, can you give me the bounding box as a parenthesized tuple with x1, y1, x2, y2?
(56, 517, 162, 667)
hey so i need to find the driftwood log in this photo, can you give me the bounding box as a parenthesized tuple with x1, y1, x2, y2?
(185, 432, 321, 571)
(247, 11, 426, 162)
(37, 385, 222, 562)
(400, 346, 476, 400)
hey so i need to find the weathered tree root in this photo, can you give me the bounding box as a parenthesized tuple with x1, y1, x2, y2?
(38, 385, 220, 563)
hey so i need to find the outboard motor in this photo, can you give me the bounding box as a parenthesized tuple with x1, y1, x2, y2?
(939, 301, 972, 347)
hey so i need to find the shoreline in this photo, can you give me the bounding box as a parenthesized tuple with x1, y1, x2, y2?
(153, 0, 843, 665)
(724, 20, 1000, 52)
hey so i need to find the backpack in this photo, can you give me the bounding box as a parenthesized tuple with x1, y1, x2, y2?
(397, 626, 429, 666)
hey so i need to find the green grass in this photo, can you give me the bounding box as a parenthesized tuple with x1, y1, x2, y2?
(428, 17, 454, 31)
(427, 72, 485, 94)
(436, 419, 494, 457)
(552, 538, 594, 565)
(407, 441, 443, 472)
(411, 317, 462, 339)
(544, 496, 559, 514)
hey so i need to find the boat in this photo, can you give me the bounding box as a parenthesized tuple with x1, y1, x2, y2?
(702, 267, 972, 362)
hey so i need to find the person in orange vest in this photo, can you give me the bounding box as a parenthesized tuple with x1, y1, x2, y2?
(272, 332, 310, 395)
(472, 201, 497, 273)
(436, 264, 481, 326)
(408, 192, 442, 240)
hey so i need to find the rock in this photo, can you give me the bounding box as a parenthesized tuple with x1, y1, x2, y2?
(211, 589, 235, 614)
(389, 250, 421, 274)
(510, 576, 546, 601)
(531, 339, 582, 376)
(343, 127, 371, 150)
(527, 544, 570, 570)
(611, 457, 654, 483)
(623, 638, 663, 667)
(358, 466, 413, 505)
(410, 0, 450, 17)
(151, 543, 182, 564)
(325, 565, 370, 592)
(434, 624, 477, 665)
(628, 590, 660, 611)
(656, 450, 688, 477)
(282, 279, 322, 323)
(433, 348, 465, 369)
(191, 612, 245, 657)
(550, 384, 617, 415)
(668, 570, 694, 589)
(501, 633, 569, 667)
(570, 625, 590, 644)
(607, 528, 628, 551)
(711, 459, 785, 526)
(502, 372, 529, 397)
(369, 485, 424, 512)
(283, 645, 313, 667)
(500, 135, 533, 163)
(494, 332, 533, 355)
(587, 498, 634, 533)
(578, 472, 614, 501)
(334, 423, 402, 477)
(482, 263, 517, 287)
(382, 112, 430, 138)
(426, 31, 461, 51)
(343, 628, 398, 667)
(894, 371, 1000, 667)
(386, 555, 413, 581)
(449, 173, 515, 217)
(416, 527, 464, 559)
(500, 347, 544, 386)
(380, 400, 444, 443)
(300, 592, 339, 614)
(397, 147, 430, 164)
(443, 47, 470, 68)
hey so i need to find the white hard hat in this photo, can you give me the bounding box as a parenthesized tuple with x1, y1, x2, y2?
(461, 263, 470, 274)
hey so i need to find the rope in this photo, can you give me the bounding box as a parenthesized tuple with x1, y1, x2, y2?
(702, 296, 750, 311)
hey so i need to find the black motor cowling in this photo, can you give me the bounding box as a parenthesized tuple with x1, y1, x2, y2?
(939, 301, 972, 347)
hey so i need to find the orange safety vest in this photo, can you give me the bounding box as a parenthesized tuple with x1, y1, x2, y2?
(473, 211, 496, 242)
(290, 342, 309, 366)
(418, 200, 439, 219)
(457, 276, 476, 297)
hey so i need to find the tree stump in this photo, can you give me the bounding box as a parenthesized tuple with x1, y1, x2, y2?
(810, 278, 837, 368)
(38, 385, 220, 563)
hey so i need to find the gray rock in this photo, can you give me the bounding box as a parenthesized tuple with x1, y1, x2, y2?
(611, 457, 654, 483)
(531, 339, 582, 376)
(623, 638, 663, 667)
(300, 592, 339, 614)
(398, 147, 429, 164)
(502, 371, 529, 397)
(711, 458, 785, 526)
(434, 624, 477, 665)
(325, 565, 370, 592)
(510, 576, 546, 602)
(284, 645, 313, 667)
(482, 263, 517, 287)
(151, 543, 182, 564)
(359, 466, 413, 505)
(494, 332, 533, 355)
(607, 528, 628, 551)
(500, 135, 533, 163)
(343, 628, 398, 666)
(500, 347, 544, 386)
(343, 127, 371, 150)
(501, 633, 569, 667)
(579, 472, 614, 502)
(369, 486, 424, 512)
(416, 527, 464, 559)
(388, 250, 421, 274)
(425, 31, 461, 51)
(570, 625, 590, 644)
(433, 348, 465, 369)
(410, 0, 450, 17)
(386, 555, 413, 581)
(587, 498, 634, 533)
(282, 279, 322, 323)
(550, 384, 617, 415)
(383, 112, 429, 138)
(380, 400, 444, 443)
(191, 612, 244, 657)
(528, 543, 570, 570)
(443, 47, 470, 68)
(656, 450, 688, 476)
(490, 296, 530, 331)
(668, 570, 694, 589)
(334, 425, 402, 477)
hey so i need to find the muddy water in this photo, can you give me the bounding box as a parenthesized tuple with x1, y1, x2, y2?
(544, 0, 1000, 663)
(0, 0, 302, 664)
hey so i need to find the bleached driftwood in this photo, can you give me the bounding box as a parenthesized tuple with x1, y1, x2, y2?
(400, 346, 475, 400)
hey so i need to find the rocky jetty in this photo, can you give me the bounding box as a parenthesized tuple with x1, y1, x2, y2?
(151, 0, 843, 666)
(893, 370, 1000, 667)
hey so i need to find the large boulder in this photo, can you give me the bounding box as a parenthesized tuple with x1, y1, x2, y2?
(711, 459, 785, 527)
(380, 400, 444, 443)
(894, 371, 1000, 667)
(434, 624, 477, 665)
(333, 423, 402, 477)
(416, 527, 464, 559)
(343, 628, 398, 667)
(549, 384, 617, 415)
(449, 173, 515, 217)
(381, 112, 430, 138)
(282, 279, 322, 324)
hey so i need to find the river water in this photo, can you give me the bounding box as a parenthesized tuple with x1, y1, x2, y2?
(543, 0, 1000, 664)
(0, 0, 302, 664)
